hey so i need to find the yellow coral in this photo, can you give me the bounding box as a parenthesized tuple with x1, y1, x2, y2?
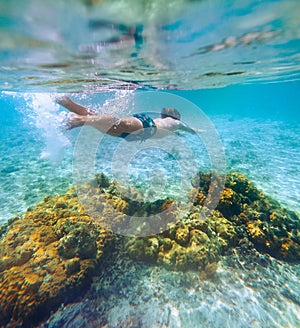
(0, 189, 112, 326)
(175, 226, 190, 246)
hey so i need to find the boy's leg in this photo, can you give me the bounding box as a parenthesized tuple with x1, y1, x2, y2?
(56, 96, 95, 116)
(66, 113, 120, 133)
(86, 116, 143, 136)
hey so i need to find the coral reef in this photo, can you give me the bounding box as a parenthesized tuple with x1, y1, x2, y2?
(125, 209, 238, 271)
(190, 172, 300, 262)
(1, 171, 299, 325)
(125, 172, 300, 271)
(225, 173, 300, 261)
(77, 173, 177, 236)
(0, 173, 175, 326)
(0, 187, 112, 327)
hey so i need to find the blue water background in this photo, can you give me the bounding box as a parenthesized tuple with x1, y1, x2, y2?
(0, 81, 299, 224)
(179, 81, 300, 121)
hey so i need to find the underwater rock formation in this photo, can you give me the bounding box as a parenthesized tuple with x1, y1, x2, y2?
(223, 172, 300, 261)
(76, 173, 176, 236)
(125, 172, 300, 271)
(0, 173, 174, 326)
(125, 209, 238, 272)
(0, 171, 299, 325)
(0, 187, 113, 327)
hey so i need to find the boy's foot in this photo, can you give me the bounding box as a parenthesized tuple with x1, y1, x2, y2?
(54, 94, 71, 106)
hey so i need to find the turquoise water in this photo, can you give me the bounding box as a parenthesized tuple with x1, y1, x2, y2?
(1, 84, 300, 327)
(1, 83, 299, 223)
(1, 0, 300, 327)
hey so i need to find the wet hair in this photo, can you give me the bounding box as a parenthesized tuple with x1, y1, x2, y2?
(161, 107, 181, 120)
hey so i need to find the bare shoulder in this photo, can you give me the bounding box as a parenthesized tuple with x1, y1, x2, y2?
(154, 117, 180, 130)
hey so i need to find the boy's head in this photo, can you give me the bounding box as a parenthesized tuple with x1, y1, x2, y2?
(161, 107, 181, 120)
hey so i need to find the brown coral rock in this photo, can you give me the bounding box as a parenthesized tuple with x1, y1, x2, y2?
(125, 171, 300, 271)
(126, 210, 237, 272)
(244, 205, 300, 261)
(77, 175, 177, 236)
(191, 172, 300, 262)
(0, 174, 177, 326)
(1, 171, 299, 325)
(0, 190, 112, 327)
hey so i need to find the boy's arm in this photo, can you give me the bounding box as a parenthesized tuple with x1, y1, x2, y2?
(178, 121, 206, 134)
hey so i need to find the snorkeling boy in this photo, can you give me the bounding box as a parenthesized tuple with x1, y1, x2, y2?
(56, 96, 204, 142)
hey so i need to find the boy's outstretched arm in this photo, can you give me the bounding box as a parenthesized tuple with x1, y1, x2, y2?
(178, 121, 206, 134)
